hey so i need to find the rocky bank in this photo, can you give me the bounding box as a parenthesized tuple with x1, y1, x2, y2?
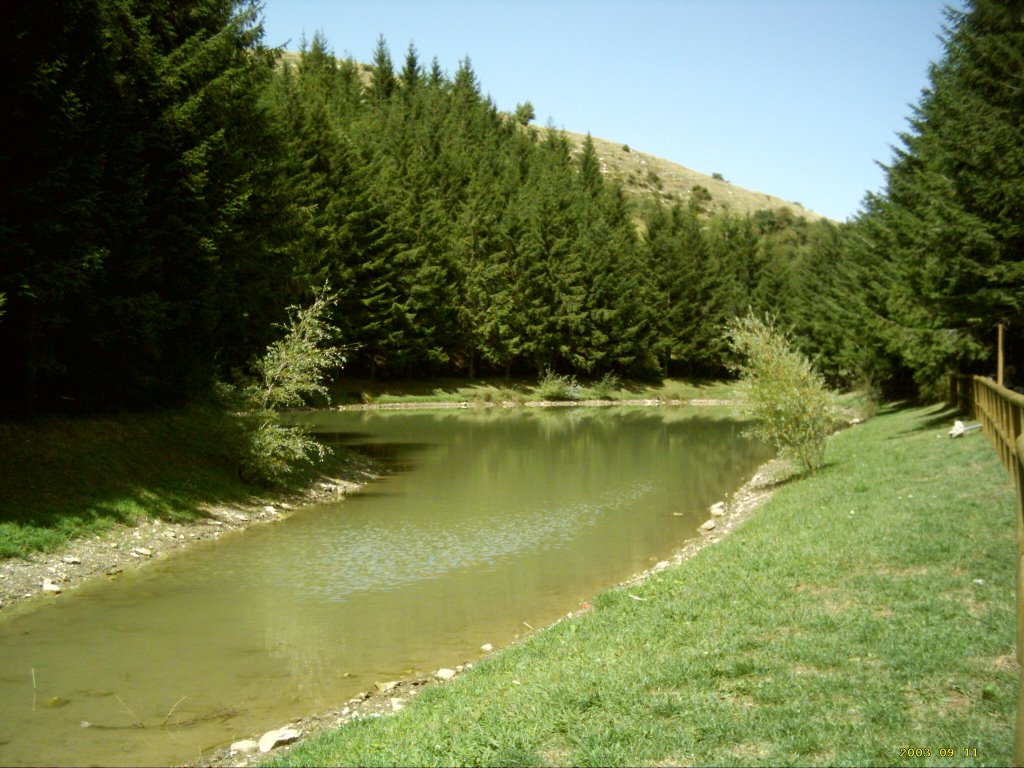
(0, 452, 381, 613)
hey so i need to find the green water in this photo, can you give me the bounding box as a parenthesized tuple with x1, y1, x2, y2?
(0, 406, 771, 766)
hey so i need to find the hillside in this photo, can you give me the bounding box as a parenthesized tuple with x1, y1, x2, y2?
(278, 51, 827, 222)
(561, 131, 827, 221)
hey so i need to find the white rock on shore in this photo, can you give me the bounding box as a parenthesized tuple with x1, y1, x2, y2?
(230, 739, 258, 754)
(258, 727, 300, 753)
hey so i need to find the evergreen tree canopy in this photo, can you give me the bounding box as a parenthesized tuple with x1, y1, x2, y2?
(0, 0, 291, 412)
(859, 0, 1024, 392)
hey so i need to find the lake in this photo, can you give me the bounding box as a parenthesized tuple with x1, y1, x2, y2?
(0, 406, 771, 766)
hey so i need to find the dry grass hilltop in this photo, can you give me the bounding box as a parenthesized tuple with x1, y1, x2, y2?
(560, 131, 827, 222)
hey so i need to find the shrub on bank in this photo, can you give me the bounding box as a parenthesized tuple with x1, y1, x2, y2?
(234, 286, 345, 484)
(535, 369, 584, 401)
(726, 312, 836, 473)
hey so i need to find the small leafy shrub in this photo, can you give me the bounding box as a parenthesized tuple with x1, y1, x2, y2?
(690, 184, 712, 203)
(535, 368, 584, 401)
(847, 371, 881, 422)
(237, 286, 345, 485)
(592, 371, 622, 400)
(726, 312, 836, 474)
(498, 388, 526, 404)
(622, 144, 631, 152)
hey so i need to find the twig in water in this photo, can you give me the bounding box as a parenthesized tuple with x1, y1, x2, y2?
(31, 668, 36, 712)
(160, 695, 189, 727)
(522, 621, 534, 630)
(113, 694, 143, 728)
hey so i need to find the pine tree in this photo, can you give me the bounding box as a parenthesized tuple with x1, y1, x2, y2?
(863, 0, 1024, 393)
(0, 0, 289, 411)
(369, 34, 396, 102)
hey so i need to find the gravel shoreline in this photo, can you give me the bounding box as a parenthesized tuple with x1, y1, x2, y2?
(0, 454, 381, 614)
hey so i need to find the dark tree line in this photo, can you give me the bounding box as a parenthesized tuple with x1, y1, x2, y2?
(2, 0, 1017, 414)
(1, 0, 297, 411)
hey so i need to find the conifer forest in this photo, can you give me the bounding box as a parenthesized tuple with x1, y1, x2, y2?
(2, 0, 1021, 414)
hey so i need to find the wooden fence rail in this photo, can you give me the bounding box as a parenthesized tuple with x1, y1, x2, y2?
(952, 375, 1024, 761)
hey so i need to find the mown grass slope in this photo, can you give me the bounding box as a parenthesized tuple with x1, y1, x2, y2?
(0, 403, 252, 557)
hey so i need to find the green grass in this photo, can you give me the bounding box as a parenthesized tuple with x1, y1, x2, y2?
(0, 401, 364, 559)
(0, 402, 248, 557)
(267, 403, 1017, 767)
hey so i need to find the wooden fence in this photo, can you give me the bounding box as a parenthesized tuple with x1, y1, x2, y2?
(951, 375, 1024, 761)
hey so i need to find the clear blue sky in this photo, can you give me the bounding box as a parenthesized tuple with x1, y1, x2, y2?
(258, 0, 953, 223)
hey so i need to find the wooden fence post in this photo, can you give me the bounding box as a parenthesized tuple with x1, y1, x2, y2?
(1015, 433, 1024, 765)
(969, 378, 1024, 759)
(998, 323, 1005, 387)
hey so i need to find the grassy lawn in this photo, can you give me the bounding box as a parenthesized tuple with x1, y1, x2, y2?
(267, 402, 1018, 767)
(0, 402, 253, 557)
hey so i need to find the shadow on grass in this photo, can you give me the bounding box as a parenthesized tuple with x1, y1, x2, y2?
(0, 404, 276, 557)
(881, 401, 963, 439)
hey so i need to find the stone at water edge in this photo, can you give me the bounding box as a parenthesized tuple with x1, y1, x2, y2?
(710, 501, 727, 517)
(230, 739, 258, 754)
(258, 727, 301, 753)
(434, 668, 457, 681)
(42, 579, 61, 594)
(62, 556, 82, 565)
(699, 519, 717, 532)
(480, 643, 493, 652)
